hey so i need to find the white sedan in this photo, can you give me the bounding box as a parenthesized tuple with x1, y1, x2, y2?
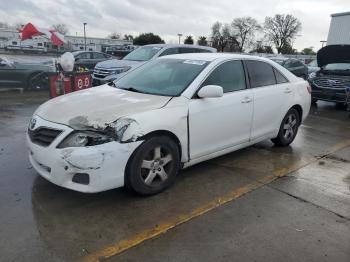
(27, 53, 311, 195)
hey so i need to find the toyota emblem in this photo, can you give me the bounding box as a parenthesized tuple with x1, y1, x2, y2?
(29, 118, 37, 130)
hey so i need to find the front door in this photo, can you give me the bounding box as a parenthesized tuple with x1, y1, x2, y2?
(189, 60, 254, 159)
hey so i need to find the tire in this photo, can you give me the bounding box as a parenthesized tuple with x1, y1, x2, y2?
(271, 108, 300, 147)
(125, 136, 180, 196)
(26, 72, 47, 90)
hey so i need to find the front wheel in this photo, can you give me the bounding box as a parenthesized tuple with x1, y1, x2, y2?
(271, 108, 300, 147)
(125, 136, 180, 195)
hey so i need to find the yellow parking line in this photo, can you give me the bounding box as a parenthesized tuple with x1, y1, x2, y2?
(84, 181, 262, 262)
(83, 140, 350, 262)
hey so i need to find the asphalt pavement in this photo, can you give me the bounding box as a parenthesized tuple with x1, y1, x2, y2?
(0, 91, 349, 262)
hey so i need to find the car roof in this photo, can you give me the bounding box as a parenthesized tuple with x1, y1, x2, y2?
(142, 44, 216, 52)
(158, 53, 275, 63)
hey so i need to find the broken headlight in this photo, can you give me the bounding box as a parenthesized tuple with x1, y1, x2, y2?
(58, 131, 114, 148)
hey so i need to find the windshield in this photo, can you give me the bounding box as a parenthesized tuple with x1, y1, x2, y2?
(115, 58, 209, 96)
(123, 46, 163, 61)
(323, 63, 350, 71)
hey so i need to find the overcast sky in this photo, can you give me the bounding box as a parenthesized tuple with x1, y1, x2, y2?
(0, 0, 348, 51)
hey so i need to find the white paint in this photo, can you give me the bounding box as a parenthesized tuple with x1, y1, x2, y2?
(327, 12, 350, 45)
(27, 53, 311, 193)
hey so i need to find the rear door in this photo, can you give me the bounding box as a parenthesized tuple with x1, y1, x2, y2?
(189, 60, 254, 159)
(245, 60, 293, 140)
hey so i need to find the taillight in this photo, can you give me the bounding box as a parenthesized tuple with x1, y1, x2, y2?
(306, 85, 312, 94)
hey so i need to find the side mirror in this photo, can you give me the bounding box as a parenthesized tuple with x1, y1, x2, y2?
(197, 85, 223, 98)
(75, 57, 80, 62)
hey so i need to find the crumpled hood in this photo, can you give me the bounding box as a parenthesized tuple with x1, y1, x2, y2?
(95, 59, 145, 69)
(317, 45, 350, 67)
(35, 85, 171, 129)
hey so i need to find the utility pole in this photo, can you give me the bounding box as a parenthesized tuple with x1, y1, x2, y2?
(83, 22, 87, 50)
(177, 33, 183, 44)
(320, 40, 327, 48)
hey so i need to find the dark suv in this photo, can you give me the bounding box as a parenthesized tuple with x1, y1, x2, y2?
(309, 45, 350, 105)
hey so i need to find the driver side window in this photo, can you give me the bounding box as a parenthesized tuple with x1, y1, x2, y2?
(201, 60, 246, 93)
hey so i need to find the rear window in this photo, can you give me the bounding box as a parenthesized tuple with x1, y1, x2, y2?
(246, 60, 277, 88)
(179, 47, 211, 54)
(274, 68, 288, 84)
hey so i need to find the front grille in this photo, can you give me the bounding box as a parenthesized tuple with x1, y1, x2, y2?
(93, 67, 115, 79)
(312, 77, 350, 89)
(28, 127, 62, 147)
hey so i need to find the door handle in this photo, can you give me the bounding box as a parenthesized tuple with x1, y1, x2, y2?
(241, 97, 252, 103)
(284, 88, 292, 93)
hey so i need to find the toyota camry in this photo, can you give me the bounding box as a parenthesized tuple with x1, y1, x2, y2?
(27, 53, 311, 195)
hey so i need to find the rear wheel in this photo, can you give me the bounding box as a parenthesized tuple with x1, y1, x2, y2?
(26, 72, 47, 90)
(125, 136, 180, 195)
(272, 108, 300, 147)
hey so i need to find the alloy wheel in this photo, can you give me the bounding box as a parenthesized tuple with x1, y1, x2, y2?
(283, 113, 298, 141)
(140, 146, 173, 186)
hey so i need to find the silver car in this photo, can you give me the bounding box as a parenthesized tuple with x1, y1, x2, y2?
(92, 44, 216, 85)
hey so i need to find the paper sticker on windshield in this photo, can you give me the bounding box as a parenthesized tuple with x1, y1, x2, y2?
(183, 60, 206, 65)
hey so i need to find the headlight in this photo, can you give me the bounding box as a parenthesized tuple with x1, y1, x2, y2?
(113, 66, 131, 74)
(58, 131, 114, 148)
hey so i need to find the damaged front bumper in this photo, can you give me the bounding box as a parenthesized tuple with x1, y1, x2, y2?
(26, 116, 142, 193)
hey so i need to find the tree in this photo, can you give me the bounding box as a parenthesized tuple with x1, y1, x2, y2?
(280, 42, 297, 54)
(211, 22, 239, 52)
(133, 33, 165, 46)
(184, 35, 194, 45)
(301, 47, 316, 55)
(52, 24, 69, 35)
(250, 45, 274, 54)
(123, 34, 133, 41)
(197, 36, 208, 46)
(109, 32, 121, 39)
(231, 17, 261, 52)
(264, 14, 301, 54)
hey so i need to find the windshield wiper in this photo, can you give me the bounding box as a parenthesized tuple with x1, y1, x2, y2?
(120, 86, 144, 93)
(108, 81, 117, 87)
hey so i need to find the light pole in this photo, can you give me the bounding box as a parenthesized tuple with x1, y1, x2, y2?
(83, 22, 87, 50)
(320, 40, 327, 48)
(177, 33, 183, 44)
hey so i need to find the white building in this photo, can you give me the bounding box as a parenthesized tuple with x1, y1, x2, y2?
(0, 28, 133, 53)
(62, 35, 132, 52)
(327, 11, 350, 45)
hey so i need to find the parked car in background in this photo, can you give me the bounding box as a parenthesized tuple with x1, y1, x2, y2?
(270, 57, 308, 79)
(105, 45, 135, 58)
(72, 51, 114, 70)
(307, 59, 320, 76)
(309, 45, 350, 105)
(0, 57, 54, 90)
(92, 44, 217, 85)
(27, 53, 310, 195)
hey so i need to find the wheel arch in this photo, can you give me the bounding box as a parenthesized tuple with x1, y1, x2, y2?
(290, 104, 303, 124)
(137, 130, 183, 161)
